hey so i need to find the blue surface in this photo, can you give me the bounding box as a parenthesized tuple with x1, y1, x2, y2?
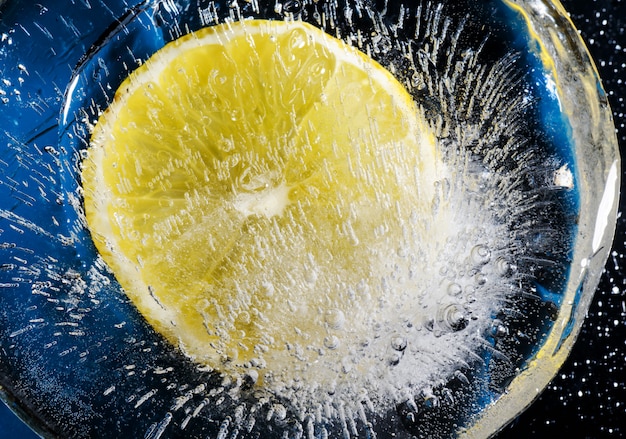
(0, 401, 39, 438)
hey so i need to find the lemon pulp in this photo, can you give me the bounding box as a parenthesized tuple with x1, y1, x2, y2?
(82, 19, 441, 388)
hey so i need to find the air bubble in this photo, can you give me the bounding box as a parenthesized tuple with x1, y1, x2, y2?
(324, 309, 345, 330)
(44, 145, 58, 155)
(271, 404, 287, 421)
(422, 393, 440, 409)
(323, 335, 339, 350)
(470, 244, 491, 266)
(439, 305, 469, 332)
(447, 282, 462, 296)
(490, 320, 509, 338)
(391, 336, 407, 351)
(244, 370, 258, 385)
(453, 370, 470, 385)
(260, 282, 274, 297)
(304, 269, 318, 284)
(474, 274, 487, 286)
(397, 246, 408, 257)
(282, 0, 303, 14)
(441, 388, 454, 405)
(288, 28, 308, 50)
(423, 318, 435, 332)
(237, 311, 250, 325)
(388, 351, 402, 366)
(496, 257, 514, 276)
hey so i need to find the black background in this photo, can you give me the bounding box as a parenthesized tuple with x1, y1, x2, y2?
(499, 0, 626, 437)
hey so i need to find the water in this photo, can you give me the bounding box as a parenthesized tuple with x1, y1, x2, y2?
(0, 0, 619, 438)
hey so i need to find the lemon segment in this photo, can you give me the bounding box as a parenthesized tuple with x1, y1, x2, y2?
(82, 19, 441, 384)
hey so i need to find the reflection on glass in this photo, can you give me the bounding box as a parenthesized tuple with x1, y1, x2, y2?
(0, 0, 619, 438)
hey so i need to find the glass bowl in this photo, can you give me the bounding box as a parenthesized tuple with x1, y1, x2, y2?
(0, 0, 619, 437)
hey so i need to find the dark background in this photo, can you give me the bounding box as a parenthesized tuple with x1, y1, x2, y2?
(499, 0, 626, 437)
(0, 0, 624, 437)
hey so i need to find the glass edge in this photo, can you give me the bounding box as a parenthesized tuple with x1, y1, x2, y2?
(461, 0, 621, 437)
(0, 384, 57, 439)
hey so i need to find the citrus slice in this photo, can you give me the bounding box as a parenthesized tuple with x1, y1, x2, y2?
(82, 19, 442, 388)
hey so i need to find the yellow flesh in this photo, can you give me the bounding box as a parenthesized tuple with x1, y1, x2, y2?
(82, 19, 440, 381)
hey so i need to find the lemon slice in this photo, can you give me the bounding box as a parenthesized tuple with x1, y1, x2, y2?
(82, 19, 442, 388)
